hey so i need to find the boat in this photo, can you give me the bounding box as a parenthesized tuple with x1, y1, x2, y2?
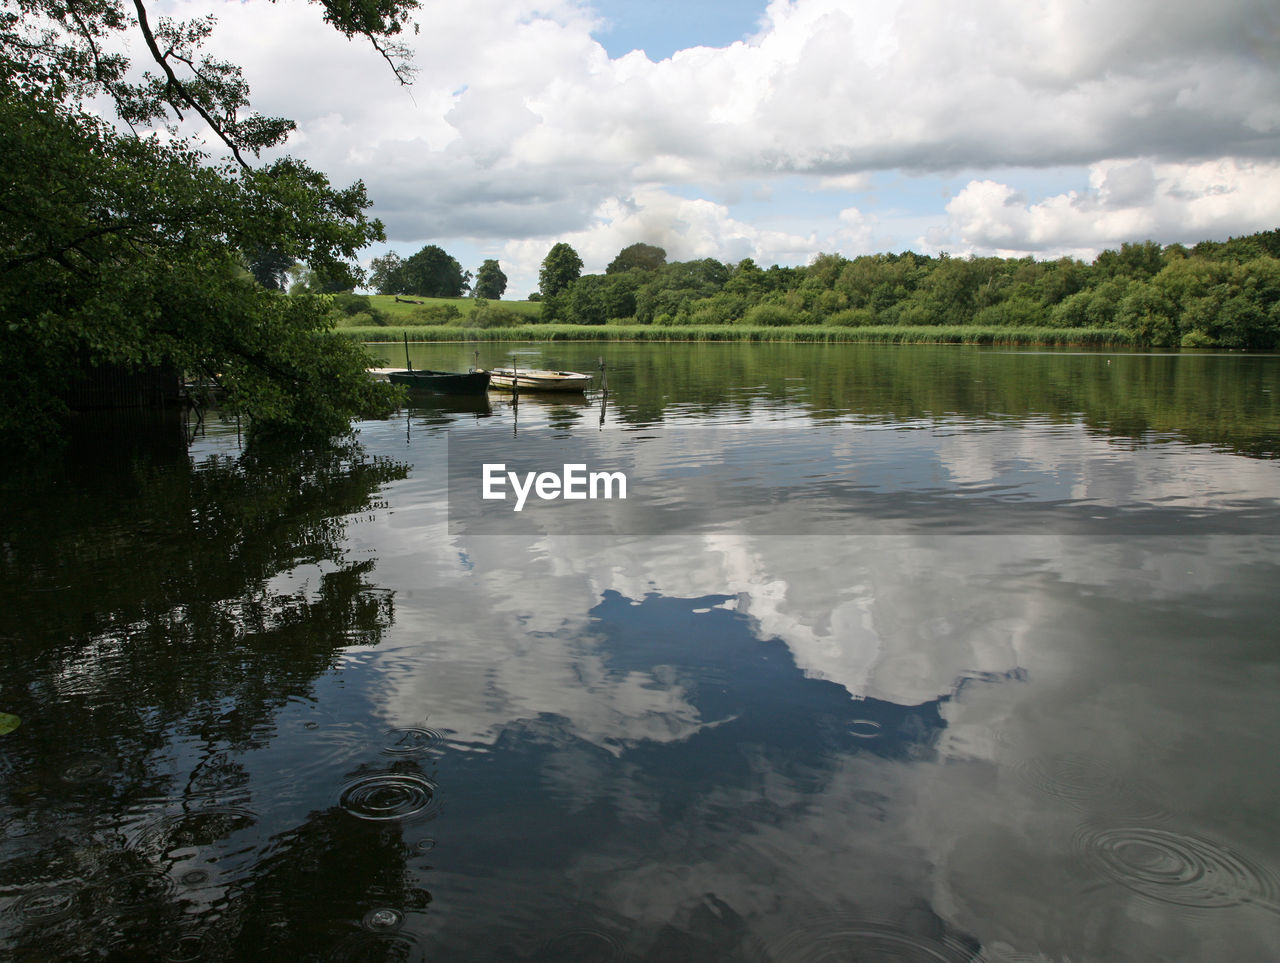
(486, 367, 592, 392)
(386, 369, 491, 394)
(380, 334, 490, 394)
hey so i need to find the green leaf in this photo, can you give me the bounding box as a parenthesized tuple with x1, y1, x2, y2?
(0, 712, 20, 735)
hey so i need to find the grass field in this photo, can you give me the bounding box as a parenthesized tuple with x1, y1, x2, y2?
(338, 295, 543, 324)
(342, 323, 1137, 346)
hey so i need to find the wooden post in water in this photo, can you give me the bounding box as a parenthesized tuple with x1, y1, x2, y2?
(403, 332, 412, 372)
(598, 356, 608, 428)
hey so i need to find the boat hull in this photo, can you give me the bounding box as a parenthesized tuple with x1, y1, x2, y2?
(386, 370, 491, 394)
(486, 368, 591, 392)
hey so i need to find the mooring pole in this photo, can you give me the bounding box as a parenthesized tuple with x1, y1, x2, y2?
(404, 332, 412, 372)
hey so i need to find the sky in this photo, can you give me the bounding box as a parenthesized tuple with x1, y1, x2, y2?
(165, 0, 1280, 296)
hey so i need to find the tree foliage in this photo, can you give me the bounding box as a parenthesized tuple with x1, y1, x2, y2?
(247, 247, 296, 291)
(539, 243, 583, 298)
(606, 242, 666, 274)
(0, 0, 418, 447)
(399, 245, 467, 297)
(368, 252, 409, 295)
(367, 245, 467, 297)
(531, 232, 1280, 347)
(473, 259, 508, 300)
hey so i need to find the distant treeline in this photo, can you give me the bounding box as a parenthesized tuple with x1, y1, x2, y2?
(532, 232, 1280, 348)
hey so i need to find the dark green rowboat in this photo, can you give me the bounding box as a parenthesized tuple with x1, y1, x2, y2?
(386, 369, 491, 394)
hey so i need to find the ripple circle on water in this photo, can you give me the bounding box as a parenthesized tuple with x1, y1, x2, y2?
(383, 726, 446, 756)
(101, 869, 176, 907)
(60, 755, 113, 783)
(766, 919, 977, 962)
(538, 927, 625, 960)
(362, 907, 405, 932)
(1075, 825, 1280, 909)
(326, 931, 419, 962)
(132, 807, 258, 860)
(848, 719, 883, 739)
(14, 885, 78, 922)
(1016, 754, 1169, 821)
(339, 773, 438, 821)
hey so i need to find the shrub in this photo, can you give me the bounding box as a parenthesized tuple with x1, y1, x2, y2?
(742, 302, 802, 326)
(972, 296, 1047, 327)
(1180, 330, 1217, 348)
(1050, 290, 1092, 327)
(331, 292, 374, 316)
(687, 292, 746, 325)
(895, 302, 934, 326)
(409, 303, 461, 323)
(467, 303, 521, 328)
(825, 307, 876, 327)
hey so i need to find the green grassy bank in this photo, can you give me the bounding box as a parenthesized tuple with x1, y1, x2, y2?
(361, 294, 543, 321)
(344, 323, 1137, 346)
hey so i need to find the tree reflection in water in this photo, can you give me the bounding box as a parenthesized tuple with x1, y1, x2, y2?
(0, 420, 411, 959)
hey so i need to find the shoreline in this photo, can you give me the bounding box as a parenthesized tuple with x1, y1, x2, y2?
(343, 323, 1140, 347)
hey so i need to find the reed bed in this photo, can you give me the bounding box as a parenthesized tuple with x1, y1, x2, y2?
(345, 324, 1136, 346)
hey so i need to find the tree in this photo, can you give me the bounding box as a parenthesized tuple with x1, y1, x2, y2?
(288, 261, 361, 295)
(539, 243, 583, 298)
(0, 0, 418, 446)
(369, 252, 409, 295)
(633, 259, 729, 322)
(400, 245, 466, 297)
(607, 242, 666, 274)
(473, 259, 508, 300)
(562, 273, 639, 324)
(247, 247, 296, 291)
(1094, 240, 1166, 281)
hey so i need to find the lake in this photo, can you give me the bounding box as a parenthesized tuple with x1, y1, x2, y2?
(3, 341, 1279, 960)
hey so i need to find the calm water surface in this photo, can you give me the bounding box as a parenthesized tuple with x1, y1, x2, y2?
(3, 343, 1280, 960)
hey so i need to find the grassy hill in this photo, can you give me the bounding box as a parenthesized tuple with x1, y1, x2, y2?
(332, 294, 543, 327)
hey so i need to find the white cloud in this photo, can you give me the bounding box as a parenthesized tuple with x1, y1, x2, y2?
(497, 187, 819, 292)
(148, 0, 1280, 280)
(931, 158, 1280, 258)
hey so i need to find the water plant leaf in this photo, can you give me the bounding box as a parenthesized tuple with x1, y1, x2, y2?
(0, 712, 20, 735)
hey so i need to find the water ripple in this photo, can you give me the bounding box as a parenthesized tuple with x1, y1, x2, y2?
(326, 930, 421, 961)
(537, 927, 626, 960)
(382, 727, 447, 756)
(339, 773, 438, 821)
(1075, 825, 1280, 909)
(362, 907, 405, 932)
(132, 807, 258, 860)
(1016, 753, 1170, 820)
(60, 754, 114, 783)
(107, 929, 225, 962)
(848, 719, 884, 739)
(13, 885, 78, 923)
(100, 868, 176, 907)
(766, 919, 980, 962)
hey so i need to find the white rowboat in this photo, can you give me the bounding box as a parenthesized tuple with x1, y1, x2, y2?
(486, 367, 592, 392)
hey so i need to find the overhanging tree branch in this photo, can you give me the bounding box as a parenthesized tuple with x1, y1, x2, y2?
(130, 0, 250, 168)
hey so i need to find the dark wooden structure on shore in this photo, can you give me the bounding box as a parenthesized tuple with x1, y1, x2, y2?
(67, 360, 183, 411)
